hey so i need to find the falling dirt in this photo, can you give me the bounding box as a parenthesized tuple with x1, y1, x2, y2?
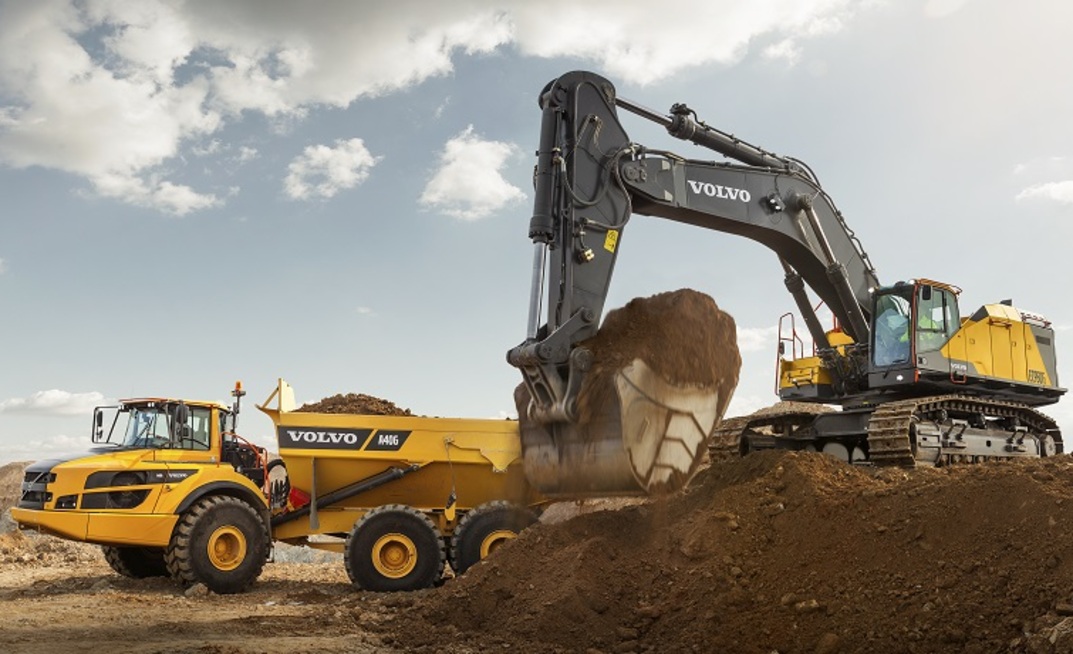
(576, 288, 741, 424)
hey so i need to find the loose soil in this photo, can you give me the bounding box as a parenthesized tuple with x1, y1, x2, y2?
(295, 393, 411, 416)
(7, 450, 1073, 652)
(576, 288, 741, 424)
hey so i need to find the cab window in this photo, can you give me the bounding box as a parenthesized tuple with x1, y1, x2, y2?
(873, 289, 912, 366)
(915, 285, 959, 352)
(177, 407, 212, 451)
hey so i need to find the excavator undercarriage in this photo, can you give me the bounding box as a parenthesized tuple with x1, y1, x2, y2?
(714, 395, 1062, 468)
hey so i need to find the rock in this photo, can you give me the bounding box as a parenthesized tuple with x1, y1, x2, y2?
(184, 583, 209, 598)
(814, 632, 840, 654)
(89, 579, 111, 593)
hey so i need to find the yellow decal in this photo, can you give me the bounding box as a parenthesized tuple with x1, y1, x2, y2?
(604, 229, 619, 253)
(1027, 370, 1048, 385)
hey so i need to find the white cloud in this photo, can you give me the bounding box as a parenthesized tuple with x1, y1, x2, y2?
(1016, 181, 1073, 205)
(236, 146, 259, 163)
(284, 138, 380, 200)
(0, 434, 88, 464)
(356, 306, 377, 317)
(0, 1, 864, 214)
(509, 0, 858, 84)
(725, 394, 771, 419)
(0, 390, 112, 417)
(420, 125, 525, 221)
(923, 0, 972, 19)
(0, 257, 6, 274)
(737, 325, 780, 352)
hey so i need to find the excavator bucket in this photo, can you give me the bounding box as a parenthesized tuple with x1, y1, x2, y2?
(517, 359, 730, 497)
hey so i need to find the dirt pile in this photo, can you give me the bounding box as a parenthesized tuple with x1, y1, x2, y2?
(576, 288, 740, 423)
(0, 462, 25, 532)
(382, 451, 1073, 653)
(710, 402, 835, 458)
(296, 393, 411, 416)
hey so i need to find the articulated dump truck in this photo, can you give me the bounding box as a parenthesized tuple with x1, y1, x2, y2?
(11, 380, 542, 594)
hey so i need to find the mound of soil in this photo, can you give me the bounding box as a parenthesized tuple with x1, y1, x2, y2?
(381, 451, 1073, 653)
(0, 462, 26, 517)
(296, 394, 411, 416)
(576, 289, 740, 423)
(710, 401, 835, 458)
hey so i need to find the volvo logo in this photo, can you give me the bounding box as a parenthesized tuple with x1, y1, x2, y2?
(687, 180, 751, 203)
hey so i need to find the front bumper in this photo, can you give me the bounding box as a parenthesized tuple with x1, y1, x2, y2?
(11, 507, 179, 548)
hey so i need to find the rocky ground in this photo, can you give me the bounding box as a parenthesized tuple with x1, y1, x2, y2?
(6, 451, 1073, 653)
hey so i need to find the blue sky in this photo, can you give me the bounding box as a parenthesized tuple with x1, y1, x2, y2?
(2, 0, 1072, 463)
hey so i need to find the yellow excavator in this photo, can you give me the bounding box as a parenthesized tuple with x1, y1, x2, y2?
(507, 70, 1064, 495)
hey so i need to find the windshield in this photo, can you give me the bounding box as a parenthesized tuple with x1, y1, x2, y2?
(872, 288, 913, 367)
(110, 405, 213, 451)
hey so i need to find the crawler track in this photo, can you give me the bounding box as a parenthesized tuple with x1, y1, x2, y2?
(866, 395, 1062, 467)
(711, 395, 1062, 468)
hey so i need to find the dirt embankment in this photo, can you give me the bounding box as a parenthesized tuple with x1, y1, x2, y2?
(381, 452, 1073, 654)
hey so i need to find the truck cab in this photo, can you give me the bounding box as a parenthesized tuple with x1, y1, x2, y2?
(11, 389, 273, 593)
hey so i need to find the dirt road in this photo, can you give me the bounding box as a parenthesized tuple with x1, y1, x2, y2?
(0, 542, 401, 654)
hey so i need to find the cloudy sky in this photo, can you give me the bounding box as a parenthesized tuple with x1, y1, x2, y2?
(2, 0, 1072, 463)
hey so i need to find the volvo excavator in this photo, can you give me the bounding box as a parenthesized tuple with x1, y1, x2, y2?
(507, 70, 1065, 497)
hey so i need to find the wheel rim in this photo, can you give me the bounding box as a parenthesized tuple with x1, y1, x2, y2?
(371, 533, 418, 578)
(207, 526, 247, 571)
(479, 529, 518, 559)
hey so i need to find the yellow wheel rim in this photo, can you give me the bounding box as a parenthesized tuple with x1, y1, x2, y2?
(479, 530, 517, 559)
(207, 525, 247, 571)
(371, 533, 418, 579)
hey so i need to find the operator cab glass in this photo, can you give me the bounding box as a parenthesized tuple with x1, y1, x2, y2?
(872, 286, 913, 367)
(871, 282, 960, 368)
(914, 283, 959, 353)
(108, 404, 212, 451)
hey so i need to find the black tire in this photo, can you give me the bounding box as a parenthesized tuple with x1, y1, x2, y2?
(344, 504, 444, 592)
(165, 495, 269, 594)
(451, 501, 537, 576)
(101, 545, 169, 578)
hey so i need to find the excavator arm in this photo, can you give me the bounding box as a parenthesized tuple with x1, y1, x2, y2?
(507, 71, 879, 429)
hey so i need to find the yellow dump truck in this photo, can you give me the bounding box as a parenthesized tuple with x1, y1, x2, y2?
(11, 380, 541, 594)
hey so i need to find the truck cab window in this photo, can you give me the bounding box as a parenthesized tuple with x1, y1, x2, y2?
(180, 407, 212, 451)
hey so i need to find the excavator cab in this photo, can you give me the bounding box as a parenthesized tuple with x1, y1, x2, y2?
(868, 281, 962, 392)
(871, 281, 960, 370)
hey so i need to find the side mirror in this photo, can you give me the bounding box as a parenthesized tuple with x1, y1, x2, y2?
(92, 409, 104, 443)
(173, 402, 190, 425)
